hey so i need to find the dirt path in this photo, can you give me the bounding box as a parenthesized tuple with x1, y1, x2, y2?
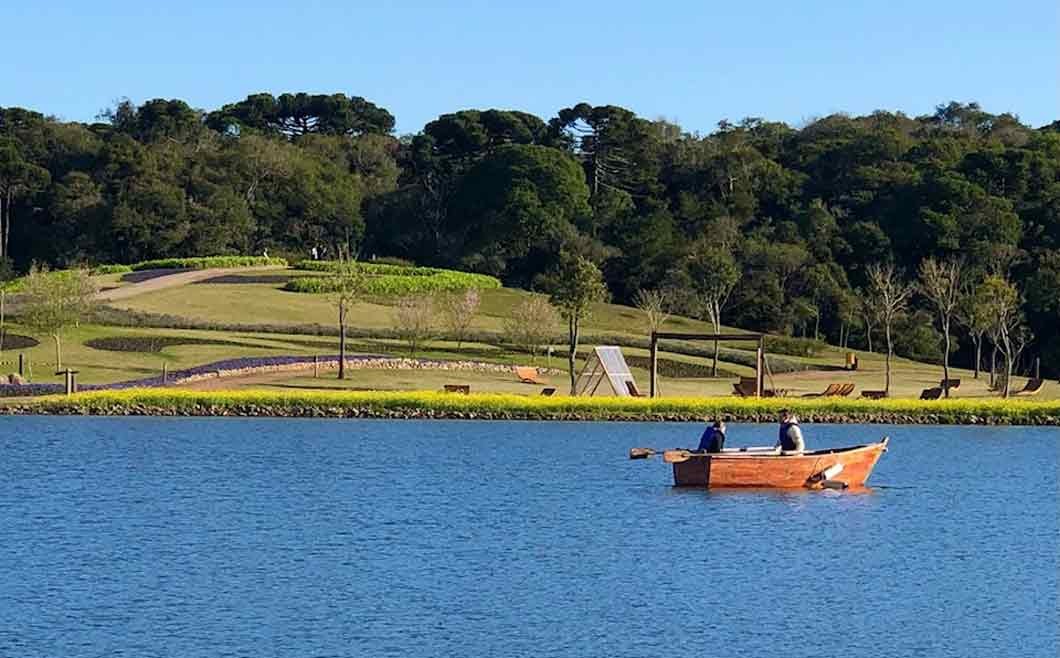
(97, 267, 278, 303)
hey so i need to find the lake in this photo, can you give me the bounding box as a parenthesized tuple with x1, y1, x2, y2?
(0, 418, 1055, 657)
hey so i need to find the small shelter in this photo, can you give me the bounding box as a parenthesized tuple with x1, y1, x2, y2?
(575, 346, 643, 396)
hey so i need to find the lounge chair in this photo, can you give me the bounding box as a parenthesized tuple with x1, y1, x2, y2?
(861, 390, 887, 400)
(515, 366, 546, 385)
(940, 378, 961, 391)
(443, 384, 470, 394)
(1015, 378, 1045, 396)
(802, 383, 854, 398)
(540, 387, 556, 396)
(920, 387, 943, 400)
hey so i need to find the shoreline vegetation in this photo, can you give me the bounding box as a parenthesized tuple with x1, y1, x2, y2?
(4, 390, 1058, 425)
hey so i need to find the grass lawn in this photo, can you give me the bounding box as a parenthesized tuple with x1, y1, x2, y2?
(3, 267, 1053, 401)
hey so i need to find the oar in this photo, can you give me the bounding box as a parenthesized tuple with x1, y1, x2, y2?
(629, 447, 659, 460)
(663, 450, 700, 463)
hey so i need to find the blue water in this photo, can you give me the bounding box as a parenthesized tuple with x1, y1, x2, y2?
(0, 418, 1055, 658)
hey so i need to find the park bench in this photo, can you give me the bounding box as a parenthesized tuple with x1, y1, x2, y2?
(443, 384, 470, 394)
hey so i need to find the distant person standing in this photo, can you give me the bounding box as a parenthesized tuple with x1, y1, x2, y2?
(775, 410, 806, 454)
(697, 420, 727, 453)
(311, 246, 319, 260)
(262, 249, 269, 259)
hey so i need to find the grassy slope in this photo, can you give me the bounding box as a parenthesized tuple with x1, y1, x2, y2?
(4, 268, 1055, 400)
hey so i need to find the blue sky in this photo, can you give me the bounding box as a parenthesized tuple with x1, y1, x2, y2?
(1, 0, 1056, 134)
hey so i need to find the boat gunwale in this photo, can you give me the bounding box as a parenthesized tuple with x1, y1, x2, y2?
(681, 439, 888, 460)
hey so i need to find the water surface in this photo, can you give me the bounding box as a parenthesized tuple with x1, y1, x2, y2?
(0, 418, 1056, 657)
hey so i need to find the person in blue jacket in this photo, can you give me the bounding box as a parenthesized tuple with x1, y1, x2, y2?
(776, 410, 806, 454)
(697, 420, 727, 453)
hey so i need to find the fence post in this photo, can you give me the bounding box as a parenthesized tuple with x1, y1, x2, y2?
(18, 353, 24, 377)
(649, 332, 659, 398)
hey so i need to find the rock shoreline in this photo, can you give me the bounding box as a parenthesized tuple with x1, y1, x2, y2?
(5, 402, 1057, 426)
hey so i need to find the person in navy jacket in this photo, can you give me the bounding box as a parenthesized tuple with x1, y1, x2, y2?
(697, 420, 727, 453)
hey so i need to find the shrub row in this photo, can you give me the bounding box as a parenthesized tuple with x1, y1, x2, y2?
(293, 260, 443, 276)
(284, 271, 502, 295)
(130, 256, 288, 271)
(763, 335, 828, 358)
(0, 333, 40, 350)
(84, 335, 245, 353)
(90, 264, 134, 275)
(622, 355, 737, 379)
(10, 389, 1058, 425)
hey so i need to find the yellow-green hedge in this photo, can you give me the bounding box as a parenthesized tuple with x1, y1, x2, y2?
(10, 389, 1059, 425)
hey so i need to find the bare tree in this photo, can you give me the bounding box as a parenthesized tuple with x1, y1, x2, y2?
(439, 288, 480, 349)
(633, 288, 671, 334)
(867, 264, 915, 397)
(329, 256, 365, 379)
(394, 294, 435, 357)
(503, 295, 559, 362)
(19, 265, 98, 370)
(918, 258, 962, 397)
(687, 246, 739, 377)
(975, 275, 1024, 397)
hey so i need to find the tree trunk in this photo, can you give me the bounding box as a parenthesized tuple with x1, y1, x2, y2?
(813, 313, 820, 341)
(567, 315, 578, 395)
(884, 322, 893, 396)
(53, 334, 62, 371)
(942, 318, 951, 398)
(866, 325, 873, 354)
(338, 304, 347, 380)
(990, 345, 997, 388)
(973, 335, 981, 379)
(1002, 351, 1013, 398)
(711, 313, 721, 378)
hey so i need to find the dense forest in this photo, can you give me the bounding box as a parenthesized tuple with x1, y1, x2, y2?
(0, 95, 1057, 374)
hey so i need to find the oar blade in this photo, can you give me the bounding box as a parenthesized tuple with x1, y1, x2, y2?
(629, 447, 655, 460)
(663, 450, 693, 464)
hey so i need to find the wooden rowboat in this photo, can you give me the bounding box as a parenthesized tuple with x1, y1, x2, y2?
(664, 438, 889, 489)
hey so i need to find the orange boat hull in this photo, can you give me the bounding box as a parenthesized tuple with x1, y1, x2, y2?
(672, 439, 888, 489)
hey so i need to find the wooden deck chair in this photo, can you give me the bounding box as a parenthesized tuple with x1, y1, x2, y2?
(1016, 378, 1045, 396)
(443, 384, 470, 394)
(920, 387, 943, 400)
(940, 378, 961, 391)
(732, 381, 756, 397)
(514, 366, 546, 385)
(837, 383, 856, 397)
(540, 387, 556, 396)
(861, 390, 887, 400)
(802, 383, 842, 398)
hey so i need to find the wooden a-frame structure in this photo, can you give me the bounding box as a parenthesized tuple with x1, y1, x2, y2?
(648, 331, 766, 398)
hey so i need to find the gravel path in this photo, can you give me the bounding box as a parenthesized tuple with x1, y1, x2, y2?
(97, 267, 278, 302)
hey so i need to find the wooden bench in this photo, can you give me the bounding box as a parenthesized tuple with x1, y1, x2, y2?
(443, 384, 470, 394)
(920, 387, 943, 400)
(861, 390, 887, 400)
